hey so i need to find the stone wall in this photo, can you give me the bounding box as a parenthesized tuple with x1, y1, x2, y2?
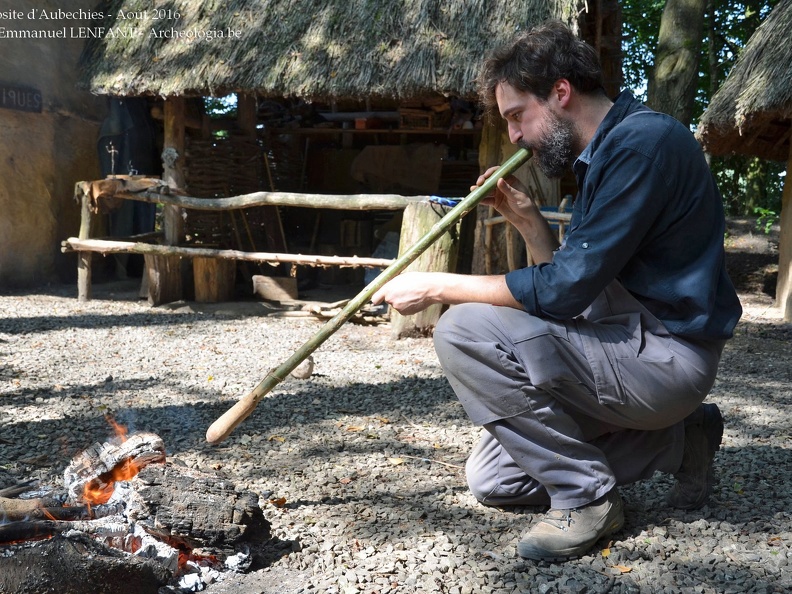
(0, 0, 106, 287)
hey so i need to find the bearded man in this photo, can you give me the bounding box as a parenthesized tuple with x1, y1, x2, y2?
(372, 20, 741, 561)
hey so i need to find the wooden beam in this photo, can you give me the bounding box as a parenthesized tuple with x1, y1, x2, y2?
(162, 97, 186, 242)
(63, 238, 396, 269)
(155, 97, 187, 305)
(237, 93, 258, 139)
(483, 212, 572, 226)
(114, 188, 418, 211)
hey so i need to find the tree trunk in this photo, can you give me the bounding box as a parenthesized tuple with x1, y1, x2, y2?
(647, 0, 707, 126)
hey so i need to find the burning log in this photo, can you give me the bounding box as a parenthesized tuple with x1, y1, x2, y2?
(0, 513, 128, 544)
(64, 430, 166, 505)
(0, 497, 120, 522)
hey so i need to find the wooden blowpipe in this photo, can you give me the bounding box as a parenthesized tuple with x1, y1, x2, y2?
(206, 148, 530, 444)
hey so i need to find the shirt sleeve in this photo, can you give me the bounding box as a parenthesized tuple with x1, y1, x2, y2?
(505, 140, 671, 319)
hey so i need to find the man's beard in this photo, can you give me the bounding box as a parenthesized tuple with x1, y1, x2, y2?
(518, 111, 575, 179)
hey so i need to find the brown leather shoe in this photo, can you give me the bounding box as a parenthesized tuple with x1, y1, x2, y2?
(517, 489, 624, 561)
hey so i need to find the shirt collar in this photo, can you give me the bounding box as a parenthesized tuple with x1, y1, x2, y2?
(573, 91, 637, 173)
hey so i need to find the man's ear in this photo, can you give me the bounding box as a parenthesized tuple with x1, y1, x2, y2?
(552, 79, 573, 108)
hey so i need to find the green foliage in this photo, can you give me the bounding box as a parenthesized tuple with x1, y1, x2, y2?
(621, 0, 665, 102)
(204, 95, 237, 118)
(712, 153, 785, 217)
(621, 0, 785, 216)
(754, 206, 779, 234)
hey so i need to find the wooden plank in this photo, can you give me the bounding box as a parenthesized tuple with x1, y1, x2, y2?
(252, 275, 298, 301)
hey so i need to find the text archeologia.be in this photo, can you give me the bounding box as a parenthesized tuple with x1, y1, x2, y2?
(0, 27, 242, 41)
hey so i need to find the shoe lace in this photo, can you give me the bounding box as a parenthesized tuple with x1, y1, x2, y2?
(541, 508, 576, 530)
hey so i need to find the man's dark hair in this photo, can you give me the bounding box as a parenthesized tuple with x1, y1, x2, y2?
(477, 20, 605, 113)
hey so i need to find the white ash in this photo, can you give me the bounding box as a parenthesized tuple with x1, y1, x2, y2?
(131, 522, 180, 574)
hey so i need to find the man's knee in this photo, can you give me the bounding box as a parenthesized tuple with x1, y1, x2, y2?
(434, 303, 495, 343)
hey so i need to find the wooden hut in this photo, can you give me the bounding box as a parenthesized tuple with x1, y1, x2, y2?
(696, 0, 792, 321)
(76, 0, 621, 300)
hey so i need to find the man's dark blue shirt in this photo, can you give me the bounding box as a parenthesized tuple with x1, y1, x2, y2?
(505, 91, 742, 339)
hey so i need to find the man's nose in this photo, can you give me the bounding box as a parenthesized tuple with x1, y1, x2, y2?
(508, 123, 522, 144)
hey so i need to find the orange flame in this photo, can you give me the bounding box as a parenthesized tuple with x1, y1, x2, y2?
(106, 415, 129, 442)
(81, 419, 140, 505)
(82, 457, 142, 505)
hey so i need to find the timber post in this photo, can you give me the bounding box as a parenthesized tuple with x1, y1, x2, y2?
(77, 191, 93, 302)
(148, 97, 187, 305)
(777, 143, 792, 321)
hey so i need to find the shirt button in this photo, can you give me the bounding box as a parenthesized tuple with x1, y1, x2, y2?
(581, 242, 589, 249)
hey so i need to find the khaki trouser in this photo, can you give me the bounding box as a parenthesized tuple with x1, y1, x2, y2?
(433, 281, 724, 509)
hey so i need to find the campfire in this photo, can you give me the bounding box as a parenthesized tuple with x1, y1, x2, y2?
(0, 419, 270, 594)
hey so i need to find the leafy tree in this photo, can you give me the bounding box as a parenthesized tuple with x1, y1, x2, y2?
(621, 0, 784, 219)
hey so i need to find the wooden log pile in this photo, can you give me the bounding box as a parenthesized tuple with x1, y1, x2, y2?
(0, 431, 270, 593)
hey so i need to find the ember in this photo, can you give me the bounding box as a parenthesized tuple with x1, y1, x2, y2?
(0, 424, 270, 593)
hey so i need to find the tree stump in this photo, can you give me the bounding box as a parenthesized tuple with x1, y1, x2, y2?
(144, 254, 183, 306)
(390, 200, 460, 338)
(194, 257, 237, 302)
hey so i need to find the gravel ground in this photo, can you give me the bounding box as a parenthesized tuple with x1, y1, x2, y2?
(1, 232, 791, 593)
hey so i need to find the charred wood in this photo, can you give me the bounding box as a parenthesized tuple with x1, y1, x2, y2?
(0, 496, 119, 522)
(0, 510, 128, 544)
(0, 532, 171, 594)
(126, 462, 270, 552)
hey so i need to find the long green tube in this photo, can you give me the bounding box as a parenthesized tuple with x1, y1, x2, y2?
(206, 148, 530, 444)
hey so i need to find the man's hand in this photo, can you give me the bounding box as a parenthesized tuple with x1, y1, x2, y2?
(474, 166, 542, 228)
(371, 272, 439, 315)
(473, 165, 560, 263)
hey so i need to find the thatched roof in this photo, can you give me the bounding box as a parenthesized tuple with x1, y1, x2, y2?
(696, 0, 792, 161)
(80, 0, 581, 101)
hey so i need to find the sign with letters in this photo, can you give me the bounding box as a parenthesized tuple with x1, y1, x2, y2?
(0, 83, 42, 113)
